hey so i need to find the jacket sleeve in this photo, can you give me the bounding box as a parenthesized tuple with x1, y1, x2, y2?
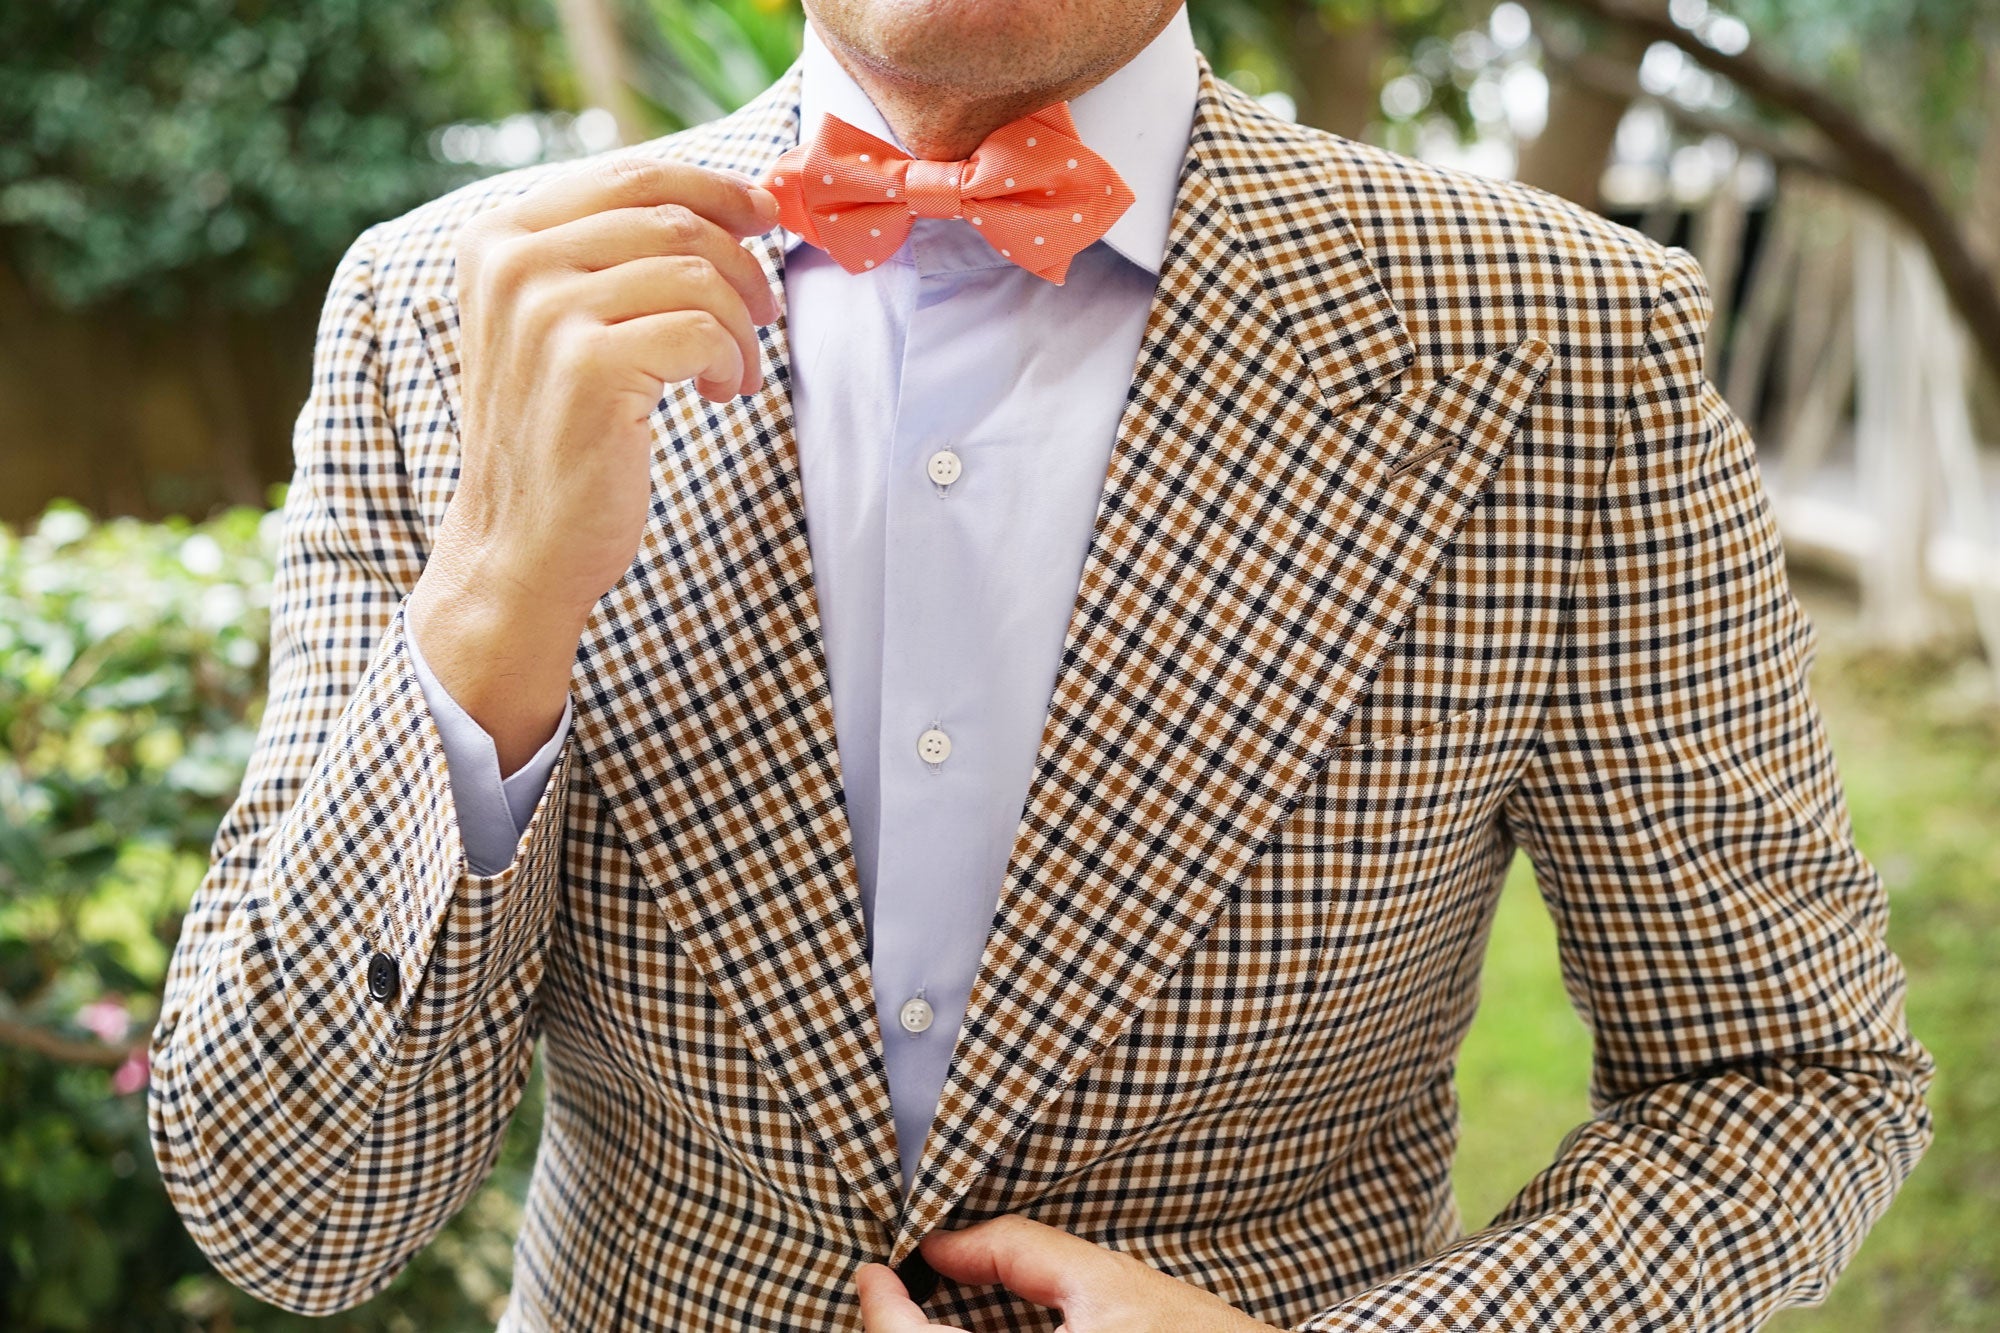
(1293, 247, 1934, 1332)
(148, 225, 577, 1315)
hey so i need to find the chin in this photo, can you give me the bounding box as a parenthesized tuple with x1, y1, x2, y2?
(814, 0, 1086, 92)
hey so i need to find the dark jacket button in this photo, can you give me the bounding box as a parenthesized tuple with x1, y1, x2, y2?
(366, 951, 400, 1003)
(895, 1249, 940, 1304)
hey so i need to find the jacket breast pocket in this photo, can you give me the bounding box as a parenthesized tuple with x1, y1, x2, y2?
(1267, 703, 1511, 981)
(1291, 703, 1494, 850)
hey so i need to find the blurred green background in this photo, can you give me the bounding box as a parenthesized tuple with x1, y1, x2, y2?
(3, 1, 1997, 1328)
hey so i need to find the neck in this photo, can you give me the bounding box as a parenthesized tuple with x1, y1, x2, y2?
(819, 51, 1093, 160)
(809, 9, 1181, 161)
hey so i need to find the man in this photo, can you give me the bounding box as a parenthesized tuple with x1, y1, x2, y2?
(150, 0, 1933, 1328)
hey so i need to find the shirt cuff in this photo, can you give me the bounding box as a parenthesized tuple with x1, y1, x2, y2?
(406, 612, 573, 876)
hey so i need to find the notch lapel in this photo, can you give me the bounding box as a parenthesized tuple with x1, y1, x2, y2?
(888, 55, 1551, 1257)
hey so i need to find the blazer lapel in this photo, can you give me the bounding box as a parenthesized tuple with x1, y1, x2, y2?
(567, 63, 921, 1236)
(414, 63, 911, 1235)
(889, 55, 1551, 1256)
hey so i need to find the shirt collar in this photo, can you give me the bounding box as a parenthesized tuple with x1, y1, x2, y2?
(783, 4, 1198, 275)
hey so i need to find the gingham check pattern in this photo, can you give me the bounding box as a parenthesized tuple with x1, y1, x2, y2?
(150, 46, 1933, 1332)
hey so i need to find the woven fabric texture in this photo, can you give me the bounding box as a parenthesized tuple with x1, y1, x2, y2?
(150, 49, 1932, 1333)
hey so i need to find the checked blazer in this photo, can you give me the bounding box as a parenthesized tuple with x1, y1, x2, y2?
(151, 46, 1932, 1333)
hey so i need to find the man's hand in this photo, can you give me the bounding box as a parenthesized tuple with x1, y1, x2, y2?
(854, 1215, 1286, 1332)
(408, 155, 781, 770)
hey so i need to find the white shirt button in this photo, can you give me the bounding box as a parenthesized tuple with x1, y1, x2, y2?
(899, 996, 935, 1033)
(917, 727, 952, 765)
(926, 449, 963, 487)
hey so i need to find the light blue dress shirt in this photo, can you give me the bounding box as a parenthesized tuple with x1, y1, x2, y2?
(407, 5, 1200, 1198)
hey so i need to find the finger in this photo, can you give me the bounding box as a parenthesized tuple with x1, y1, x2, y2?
(502, 154, 778, 238)
(534, 203, 779, 322)
(854, 1262, 938, 1332)
(918, 1216, 1104, 1312)
(568, 256, 762, 394)
(598, 308, 747, 405)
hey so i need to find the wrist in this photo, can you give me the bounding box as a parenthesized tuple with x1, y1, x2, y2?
(413, 556, 591, 649)
(409, 544, 587, 771)
(420, 509, 600, 634)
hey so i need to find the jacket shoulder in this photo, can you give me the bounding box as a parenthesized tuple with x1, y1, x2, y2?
(1208, 75, 1679, 366)
(1273, 108, 1672, 279)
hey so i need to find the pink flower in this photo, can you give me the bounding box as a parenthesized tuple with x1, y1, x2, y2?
(79, 997, 132, 1044)
(112, 1047, 149, 1096)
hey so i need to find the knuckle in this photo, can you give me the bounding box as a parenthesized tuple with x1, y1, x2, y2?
(516, 280, 560, 331)
(672, 252, 723, 291)
(484, 235, 535, 294)
(597, 154, 661, 196)
(684, 308, 725, 342)
(556, 320, 605, 371)
(652, 202, 699, 244)
(452, 214, 493, 271)
(451, 217, 482, 257)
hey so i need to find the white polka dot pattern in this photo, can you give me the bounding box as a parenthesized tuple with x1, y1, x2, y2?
(761, 104, 1134, 283)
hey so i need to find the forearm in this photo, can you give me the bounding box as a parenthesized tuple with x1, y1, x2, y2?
(405, 588, 574, 876)
(150, 602, 574, 1314)
(1289, 1045, 1929, 1331)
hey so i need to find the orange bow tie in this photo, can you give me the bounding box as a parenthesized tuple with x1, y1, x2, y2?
(760, 103, 1135, 285)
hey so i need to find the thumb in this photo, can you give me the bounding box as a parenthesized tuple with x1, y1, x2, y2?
(854, 1262, 936, 1331)
(918, 1215, 1111, 1312)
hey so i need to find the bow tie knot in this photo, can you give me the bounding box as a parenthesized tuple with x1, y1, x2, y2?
(902, 157, 970, 219)
(760, 103, 1135, 285)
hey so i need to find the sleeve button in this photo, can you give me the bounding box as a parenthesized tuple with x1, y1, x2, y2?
(367, 951, 400, 1003)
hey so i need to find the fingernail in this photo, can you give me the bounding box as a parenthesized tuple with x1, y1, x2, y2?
(748, 186, 779, 226)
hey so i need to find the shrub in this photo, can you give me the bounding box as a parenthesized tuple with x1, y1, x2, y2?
(0, 499, 540, 1332)
(0, 0, 567, 316)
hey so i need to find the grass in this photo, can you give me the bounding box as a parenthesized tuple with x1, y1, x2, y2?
(1451, 578, 2000, 1329)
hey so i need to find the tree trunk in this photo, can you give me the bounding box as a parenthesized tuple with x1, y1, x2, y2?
(1287, 2, 1383, 140)
(1966, 47, 2000, 450)
(1688, 151, 1751, 376)
(1515, 16, 1651, 208)
(1853, 208, 1938, 648)
(1771, 191, 1854, 488)
(1721, 181, 1799, 421)
(554, 0, 649, 146)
